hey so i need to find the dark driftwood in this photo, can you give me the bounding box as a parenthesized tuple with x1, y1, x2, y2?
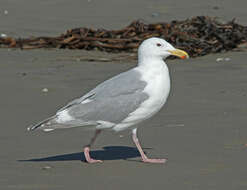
(0, 16, 247, 57)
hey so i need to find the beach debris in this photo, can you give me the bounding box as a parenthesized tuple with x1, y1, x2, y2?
(151, 13, 160, 17)
(216, 57, 224, 62)
(236, 42, 247, 50)
(216, 57, 231, 62)
(4, 10, 8, 15)
(17, 72, 27, 77)
(0, 16, 246, 58)
(0, 33, 7, 38)
(42, 88, 49, 93)
(213, 6, 220, 10)
(42, 165, 52, 170)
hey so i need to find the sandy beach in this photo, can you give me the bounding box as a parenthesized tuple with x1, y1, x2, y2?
(1, 0, 247, 189)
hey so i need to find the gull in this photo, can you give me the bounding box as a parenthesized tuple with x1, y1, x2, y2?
(28, 37, 188, 163)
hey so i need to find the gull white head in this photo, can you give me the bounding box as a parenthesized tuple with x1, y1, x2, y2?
(138, 37, 189, 65)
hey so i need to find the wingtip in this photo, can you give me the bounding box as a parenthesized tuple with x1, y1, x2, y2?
(26, 116, 56, 132)
(27, 123, 42, 131)
(27, 125, 34, 131)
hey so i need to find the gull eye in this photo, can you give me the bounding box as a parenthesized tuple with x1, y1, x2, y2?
(156, 43, 162, 47)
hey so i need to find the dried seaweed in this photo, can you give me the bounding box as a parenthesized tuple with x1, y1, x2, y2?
(1, 16, 247, 57)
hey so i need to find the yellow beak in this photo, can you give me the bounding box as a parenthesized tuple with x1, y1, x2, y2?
(168, 49, 189, 59)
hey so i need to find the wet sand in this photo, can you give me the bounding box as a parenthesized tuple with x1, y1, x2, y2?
(1, 0, 247, 190)
(1, 49, 247, 190)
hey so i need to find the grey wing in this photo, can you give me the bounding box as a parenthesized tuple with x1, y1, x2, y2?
(57, 69, 148, 124)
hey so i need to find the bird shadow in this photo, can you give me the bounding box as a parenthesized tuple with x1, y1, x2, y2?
(18, 146, 150, 162)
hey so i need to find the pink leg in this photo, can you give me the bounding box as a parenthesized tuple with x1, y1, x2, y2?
(84, 146, 103, 163)
(132, 128, 167, 164)
(83, 130, 103, 163)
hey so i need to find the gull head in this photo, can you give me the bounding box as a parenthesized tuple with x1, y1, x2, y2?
(138, 37, 189, 61)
